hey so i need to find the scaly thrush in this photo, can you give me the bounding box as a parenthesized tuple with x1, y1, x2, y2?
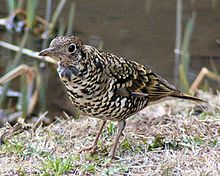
(39, 36, 204, 159)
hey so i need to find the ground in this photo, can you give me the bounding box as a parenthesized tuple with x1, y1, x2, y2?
(0, 91, 219, 176)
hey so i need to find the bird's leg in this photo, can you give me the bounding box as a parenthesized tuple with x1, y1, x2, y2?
(79, 120, 107, 153)
(109, 120, 126, 160)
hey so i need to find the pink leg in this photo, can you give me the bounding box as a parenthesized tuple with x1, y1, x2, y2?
(80, 120, 107, 153)
(109, 120, 126, 159)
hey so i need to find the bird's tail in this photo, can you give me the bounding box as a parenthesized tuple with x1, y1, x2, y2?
(171, 93, 206, 103)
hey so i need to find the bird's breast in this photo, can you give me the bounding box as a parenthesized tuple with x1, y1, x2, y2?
(57, 64, 149, 121)
(57, 66, 114, 110)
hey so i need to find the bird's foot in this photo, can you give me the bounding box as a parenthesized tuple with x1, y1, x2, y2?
(103, 153, 119, 166)
(79, 145, 98, 154)
(108, 150, 117, 161)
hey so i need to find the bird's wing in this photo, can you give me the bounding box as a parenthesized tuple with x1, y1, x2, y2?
(105, 57, 179, 102)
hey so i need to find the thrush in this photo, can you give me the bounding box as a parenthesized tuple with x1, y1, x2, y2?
(39, 36, 204, 159)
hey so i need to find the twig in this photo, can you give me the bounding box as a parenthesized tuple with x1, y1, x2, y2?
(190, 67, 220, 94)
(174, 0, 182, 87)
(33, 111, 48, 132)
(0, 118, 32, 144)
(0, 64, 32, 85)
(0, 40, 56, 64)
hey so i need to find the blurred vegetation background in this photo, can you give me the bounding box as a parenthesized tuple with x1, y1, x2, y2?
(0, 0, 219, 125)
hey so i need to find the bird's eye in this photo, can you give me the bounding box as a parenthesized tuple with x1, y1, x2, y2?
(68, 44, 76, 53)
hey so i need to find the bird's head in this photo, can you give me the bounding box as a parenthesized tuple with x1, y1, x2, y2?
(39, 36, 105, 78)
(39, 36, 85, 66)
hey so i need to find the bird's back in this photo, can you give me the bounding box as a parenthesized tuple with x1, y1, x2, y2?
(39, 35, 204, 159)
(58, 45, 202, 121)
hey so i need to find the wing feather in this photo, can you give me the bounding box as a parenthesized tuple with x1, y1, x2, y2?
(98, 51, 204, 103)
(105, 57, 179, 102)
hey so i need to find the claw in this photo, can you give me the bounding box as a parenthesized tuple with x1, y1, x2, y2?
(79, 145, 98, 154)
(79, 120, 107, 155)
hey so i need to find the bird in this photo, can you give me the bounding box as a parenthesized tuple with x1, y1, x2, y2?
(39, 36, 204, 159)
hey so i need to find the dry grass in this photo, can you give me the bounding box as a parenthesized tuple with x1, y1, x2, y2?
(0, 91, 220, 175)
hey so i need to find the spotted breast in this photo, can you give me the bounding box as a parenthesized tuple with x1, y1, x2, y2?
(39, 36, 204, 159)
(57, 45, 150, 121)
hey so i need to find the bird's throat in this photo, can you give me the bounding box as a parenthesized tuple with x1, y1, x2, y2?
(57, 63, 80, 81)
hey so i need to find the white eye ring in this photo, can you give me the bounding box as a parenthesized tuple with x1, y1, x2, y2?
(68, 44, 76, 53)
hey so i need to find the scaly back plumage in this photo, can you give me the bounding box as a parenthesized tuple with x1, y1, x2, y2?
(39, 36, 204, 159)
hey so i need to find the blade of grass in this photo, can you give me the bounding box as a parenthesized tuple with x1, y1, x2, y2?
(58, 20, 66, 36)
(179, 64, 190, 91)
(7, 0, 17, 15)
(174, 0, 182, 87)
(0, 63, 12, 108)
(210, 58, 219, 75)
(39, 0, 52, 112)
(20, 75, 28, 118)
(38, 64, 47, 112)
(17, 0, 24, 9)
(28, 70, 40, 115)
(49, 0, 67, 35)
(26, 71, 35, 116)
(12, 29, 30, 67)
(209, 58, 220, 88)
(0, 29, 30, 109)
(179, 13, 196, 92)
(42, 0, 52, 47)
(27, 0, 38, 30)
(66, 2, 76, 36)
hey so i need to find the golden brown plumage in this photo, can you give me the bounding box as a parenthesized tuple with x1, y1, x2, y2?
(39, 36, 204, 159)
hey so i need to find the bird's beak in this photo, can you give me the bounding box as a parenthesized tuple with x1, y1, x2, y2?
(38, 47, 59, 64)
(39, 48, 54, 56)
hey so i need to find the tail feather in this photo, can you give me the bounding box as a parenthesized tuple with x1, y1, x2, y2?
(171, 93, 206, 103)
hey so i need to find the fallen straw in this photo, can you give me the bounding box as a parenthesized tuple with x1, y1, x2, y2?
(0, 40, 56, 64)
